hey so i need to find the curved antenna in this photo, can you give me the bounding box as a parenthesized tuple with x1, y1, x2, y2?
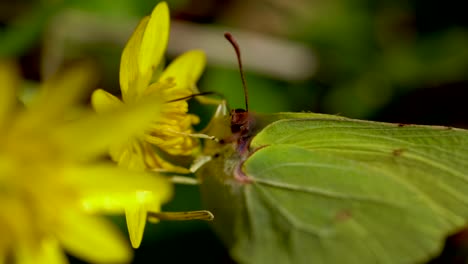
(165, 91, 218, 103)
(224, 32, 249, 111)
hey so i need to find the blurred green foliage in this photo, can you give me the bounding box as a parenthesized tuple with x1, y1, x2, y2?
(289, 1, 468, 117)
(0, 2, 62, 57)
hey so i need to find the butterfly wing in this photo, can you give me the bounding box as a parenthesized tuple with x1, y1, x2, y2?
(198, 115, 468, 264)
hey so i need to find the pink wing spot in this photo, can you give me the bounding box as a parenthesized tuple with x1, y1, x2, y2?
(234, 159, 253, 184)
(335, 210, 352, 222)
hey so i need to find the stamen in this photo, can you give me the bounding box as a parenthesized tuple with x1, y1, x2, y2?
(162, 129, 220, 142)
(190, 155, 212, 173)
(169, 175, 199, 185)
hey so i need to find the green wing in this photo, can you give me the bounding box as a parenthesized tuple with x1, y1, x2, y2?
(198, 115, 468, 264)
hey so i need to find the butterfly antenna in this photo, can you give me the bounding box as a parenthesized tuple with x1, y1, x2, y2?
(166, 91, 218, 103)
(225, 32, 249, 112)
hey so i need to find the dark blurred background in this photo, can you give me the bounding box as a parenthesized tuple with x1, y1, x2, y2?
(1, 0, 467, 263)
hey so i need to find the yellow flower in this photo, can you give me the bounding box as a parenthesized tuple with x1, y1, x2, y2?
(0, 60, 172, 264)
(91, 2, 206, 248)
(92, 2, 206, 173)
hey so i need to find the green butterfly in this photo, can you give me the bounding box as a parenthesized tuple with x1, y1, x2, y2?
(194, 33, 468, 264)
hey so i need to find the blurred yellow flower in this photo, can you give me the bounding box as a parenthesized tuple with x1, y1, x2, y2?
(0, 60, 172, 264)
(91, 2, 206, 248)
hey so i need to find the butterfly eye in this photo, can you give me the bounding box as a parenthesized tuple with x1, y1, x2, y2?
(230, 124, 242, 133)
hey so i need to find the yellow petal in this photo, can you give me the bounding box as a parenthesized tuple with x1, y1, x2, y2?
(37, 239, 68, 264)
(91, 89, 122, 113)
(63, 163, 172, 213)
(145, 150, 191, 173)
(159, 50, 206, 95)
(138, 2, 170, 87)
(28, 61, 98, 124)
(124, 192, 163, 248)
(38, 239, 68, 264)
(15, 238, 68, 264)
(111, 140, 148, 171)
(0, 60, 20, 128)
(125, 202, 148, 248)
(54, 94, 164, 161)
(1, 197, 34, 246)
(120, 16, 150, 101)
(82, 192, 155, 215)
(68, 163, 172, 196)
(57, 211, 132, 263)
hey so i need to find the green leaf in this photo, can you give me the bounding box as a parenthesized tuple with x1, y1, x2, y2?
(197, 114, 468, 264)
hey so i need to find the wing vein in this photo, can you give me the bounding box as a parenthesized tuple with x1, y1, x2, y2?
(253, 177, 404, 208)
